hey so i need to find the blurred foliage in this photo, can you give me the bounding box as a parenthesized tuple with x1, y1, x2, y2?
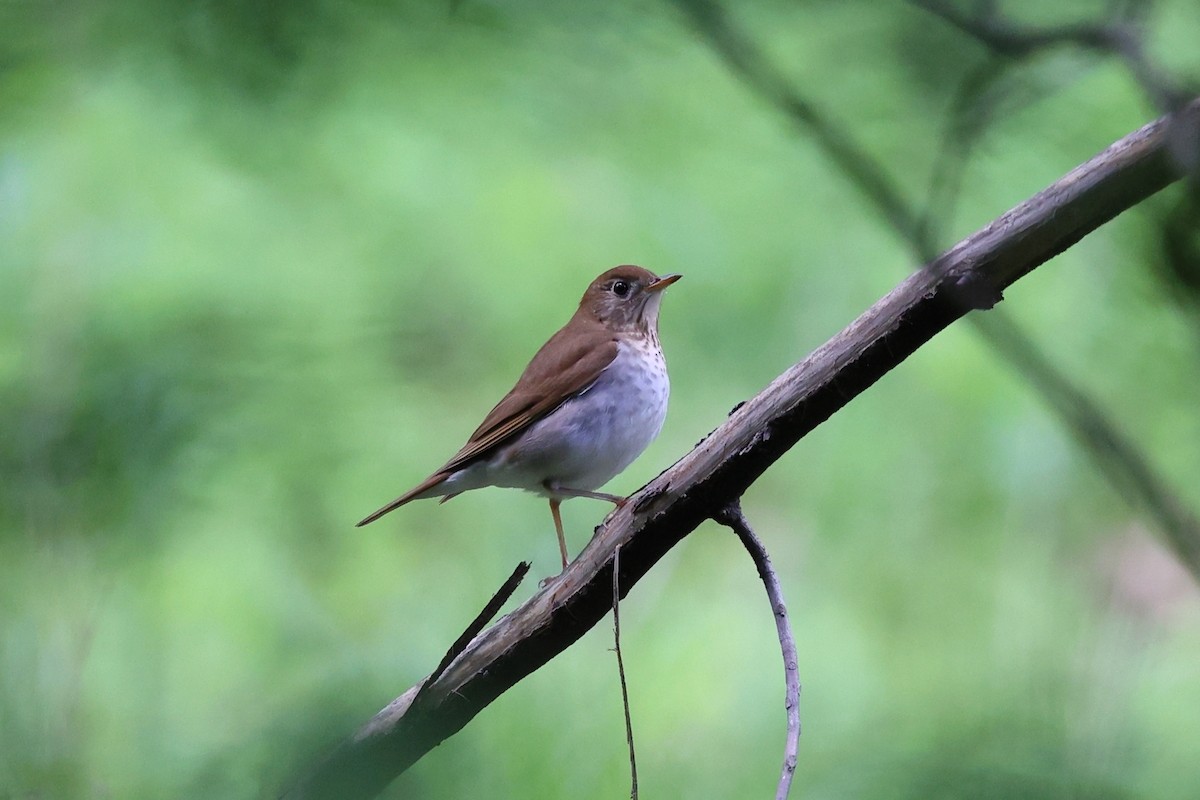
(2, 0, 1200, 798)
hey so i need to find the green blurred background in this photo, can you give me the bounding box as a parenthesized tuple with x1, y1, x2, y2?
(3, 1, 1200, 797)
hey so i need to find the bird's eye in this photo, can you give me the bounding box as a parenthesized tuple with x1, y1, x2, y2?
(612, 280, 631, 297)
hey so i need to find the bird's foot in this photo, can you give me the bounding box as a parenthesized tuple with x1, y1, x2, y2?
(544, 482, 625, 506)
(537, 564, 570, 590)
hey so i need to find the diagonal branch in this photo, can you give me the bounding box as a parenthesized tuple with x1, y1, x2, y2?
(664, 0, 923, 248)
(281, 105, 1192, 800)
(670, 0, 1200, 576)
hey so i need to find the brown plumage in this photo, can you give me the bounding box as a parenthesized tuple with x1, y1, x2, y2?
(356, 265, 680, 569)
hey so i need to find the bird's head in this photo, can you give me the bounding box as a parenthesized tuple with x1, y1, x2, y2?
(578, 265, 681, 333)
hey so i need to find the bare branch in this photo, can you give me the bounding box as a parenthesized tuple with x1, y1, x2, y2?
(280, 104, 1193, 799)
(978, 313, 1200, 573)
(911, 0, 1194, 111)
(284, 562, 529, 799)
(913, 0, 1124, 57)
(424, 562, 530, 690)
(665, 0, 923, 247)
(714, 502, 800, 800)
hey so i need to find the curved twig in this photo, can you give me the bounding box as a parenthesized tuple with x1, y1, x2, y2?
(714, 502, 800, 800)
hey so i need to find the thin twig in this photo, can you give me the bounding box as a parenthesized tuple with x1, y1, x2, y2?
(612, 545, 638, 799)
(715, 501, 800, 800)
(422, 562, 531, 692)
(911, 0, 1193, 111)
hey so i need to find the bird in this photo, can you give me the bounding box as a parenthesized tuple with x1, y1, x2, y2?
(356, 265, 681, 571)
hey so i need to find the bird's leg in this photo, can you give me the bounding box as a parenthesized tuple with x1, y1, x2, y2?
(545, 484, 628, 573)
(549, 499, 569, 571)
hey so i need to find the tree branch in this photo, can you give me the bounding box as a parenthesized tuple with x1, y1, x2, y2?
(281, 104, 1192, 799)
(665, 0, 923, 247)
(422, 562, 530, 691)
(911, 0, 1193, 111)
(670, 0, 1200, 576)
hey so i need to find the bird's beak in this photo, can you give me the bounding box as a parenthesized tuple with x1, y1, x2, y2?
(645, 273, 682, 292)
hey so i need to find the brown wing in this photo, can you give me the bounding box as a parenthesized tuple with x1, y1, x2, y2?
(438, 317, 617, 474)
(354, 316, 617, 527)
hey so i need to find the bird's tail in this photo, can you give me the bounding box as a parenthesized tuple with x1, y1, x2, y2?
(355, 472, 449, 527)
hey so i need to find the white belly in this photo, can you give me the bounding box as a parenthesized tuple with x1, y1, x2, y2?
(446, 339, 669, 497)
